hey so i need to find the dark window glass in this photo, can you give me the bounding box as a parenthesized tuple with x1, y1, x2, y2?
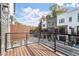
(59, 18, 65, 23)
(78, 14, 79, 22)
(0, 5, 1, 19)
(59, 26, 65, 34)
(77, 26, 79, 34)
(43, 24, 45, 27)
(52, 22, 54, 25)
(69, 17, 72, 22)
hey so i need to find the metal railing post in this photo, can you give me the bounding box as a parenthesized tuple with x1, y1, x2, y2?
(54, 33, 57, 52)
(26, 33, 28, 45)
(0, 36, 1, 53)
(68, 34, 72, 47)
(38, 32, 41, 44)
(5, 33, 7, 51)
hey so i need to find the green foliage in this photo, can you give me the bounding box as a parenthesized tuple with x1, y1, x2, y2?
(49, 4, 66, 17)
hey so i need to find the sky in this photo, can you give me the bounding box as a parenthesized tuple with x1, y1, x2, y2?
(15, 3, 79, 27)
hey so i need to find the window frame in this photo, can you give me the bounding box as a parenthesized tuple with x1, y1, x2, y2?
(59, 18, 65, 23)
(78, 13, 79, 22)
(69, 17, 72, 22)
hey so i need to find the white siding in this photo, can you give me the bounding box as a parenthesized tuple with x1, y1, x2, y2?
(9, 3, 14, 15)
(42, 19, 47, 29)
(57, 8, 79, 34)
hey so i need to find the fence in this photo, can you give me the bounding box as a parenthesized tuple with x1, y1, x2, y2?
(5, 32, 79, 56)
(38, 33, 79, 56)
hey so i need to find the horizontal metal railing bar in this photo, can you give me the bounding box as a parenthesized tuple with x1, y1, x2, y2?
(57, 34, 79, 36)
(41, 33, 79, 36)
(6, 42, 40, 50)
(5, 32, 79, 36)
(6, 39, 57, 50)
(6, 32, 29, 34)
(42, 43, 68, 56)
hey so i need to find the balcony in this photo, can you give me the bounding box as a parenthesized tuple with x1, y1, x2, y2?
(0, 32, 64, 56)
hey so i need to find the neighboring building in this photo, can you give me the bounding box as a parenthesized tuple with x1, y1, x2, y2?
(57, 8, 79, 43)
(46, 15, 57, 30)
(9, 3, 15, 24)
(41, 15, 47, 30)
(0, 3, 15, 52)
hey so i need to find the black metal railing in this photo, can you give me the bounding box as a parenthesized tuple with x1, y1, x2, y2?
(5, 32, 43, 51)
(39, 33, 79, 56)
(5, 32, 79, 56)
(5, 32, 28, 51)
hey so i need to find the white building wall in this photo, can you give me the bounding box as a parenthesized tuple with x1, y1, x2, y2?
(0, 3, 15, 52)
(41, 15, 47, 29)
(7, 3, 15, 49)
(8, 3, 15, 33)
(0, 3, 10, 52)
(57, 8, 79, 34)
(42, 19, 47, 29)
(9, 3, 14, 15)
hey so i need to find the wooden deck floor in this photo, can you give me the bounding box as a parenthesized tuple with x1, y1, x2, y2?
(1, 44, 63, 56)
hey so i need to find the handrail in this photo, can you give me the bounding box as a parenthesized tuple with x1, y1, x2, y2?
(6, 32, 29, 34)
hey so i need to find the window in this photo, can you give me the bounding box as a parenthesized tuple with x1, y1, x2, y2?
(59, 26, 65, 34)
(59, 18, 65, 23)
(52, 22, 54, 25)
(69, 17, 72, 22)
(77, 26, 79, 34)
(78, 14, 79, 22)
(43, 24, 45, 27)
(0, 5, 1, 19)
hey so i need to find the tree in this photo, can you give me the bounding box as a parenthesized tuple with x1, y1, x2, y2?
(49, 4, 66, 17)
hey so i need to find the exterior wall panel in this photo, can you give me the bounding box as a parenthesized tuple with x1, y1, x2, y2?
(57, 8, 79, 34)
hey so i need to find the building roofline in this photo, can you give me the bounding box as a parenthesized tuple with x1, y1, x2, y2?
(57, 7, 79, 16)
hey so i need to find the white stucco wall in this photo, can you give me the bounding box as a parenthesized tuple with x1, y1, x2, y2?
(57, 8, 79, 34)
(42, 19, 47, 29)
(9, 3, 14, 15)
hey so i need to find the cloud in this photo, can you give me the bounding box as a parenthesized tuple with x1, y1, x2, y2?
(76, 3, 79, 7)
(65, 3, 79, 8)
(16, 7, 51, 26)
(56, 3, 64, 6)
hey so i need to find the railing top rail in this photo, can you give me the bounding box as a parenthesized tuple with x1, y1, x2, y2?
(5, 32, 79, 36)
(41, 33, 79, 36)
(6, 32, 29, 34)
(55, 33, 79, 36)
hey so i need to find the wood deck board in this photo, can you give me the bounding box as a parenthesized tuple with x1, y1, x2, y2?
(2, 44, 62, 56)
(14, 48, 17, 56)
(19, 47, 23, 56)
(38, 44, 56, 56)
(35, 45, 51, 56)
(29, 44, 52, 56)
(31, 45, 47, 56)
(32, 45, 45, 56)
(28, 45, 42, 56)
(33, 44, 55, 56)
(16, 47, 20, 56)
(21, 46, 28, 56)
(23, 46, 31, 56)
